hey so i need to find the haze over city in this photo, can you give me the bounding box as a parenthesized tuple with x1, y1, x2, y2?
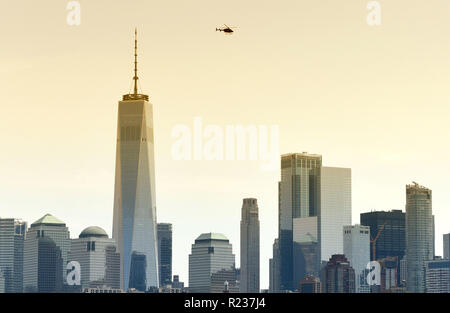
(1, 0, 450, 289)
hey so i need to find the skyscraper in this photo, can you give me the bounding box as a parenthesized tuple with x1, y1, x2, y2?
(320, 167, 352, 262)
(269, 239, 280, 293)
(188, 233, 235, 293)
(360, 210, 406, 261)
(23, 214, 70, 293)
(277, 153, 351, 291)
(343, 224, 370, 293)
(444, 234, 450, 260)
(112, 29, 159, 290)
(0, 218, 26, 293)
(360, 210, 406, 285)
(157, 223, 172, 287)
(240, 198, 260, 293)
(405, 182, 434, 293)
(67, 226, 120, 289)
(320, 254, 355, 293)
(278, 153, 321, 291)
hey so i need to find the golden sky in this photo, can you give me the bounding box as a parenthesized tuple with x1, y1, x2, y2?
(1, 0, 450, 288)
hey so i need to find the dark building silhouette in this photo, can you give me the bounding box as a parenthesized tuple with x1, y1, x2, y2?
(211, 268, 239, 293)
(360, 210, 406, 261)
(269, 239, 280, 293)
(129, 252, 147, 291)
(320, 254, 355, 293)
(157, 223, 172, 287)
(37, 237, 63, 293)
(172, 275, 184, 289)
(360, 210, 405, 285)
(298, 274, 321, 293)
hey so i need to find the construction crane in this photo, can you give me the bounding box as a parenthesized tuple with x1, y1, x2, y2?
(370, 222, 387, 261)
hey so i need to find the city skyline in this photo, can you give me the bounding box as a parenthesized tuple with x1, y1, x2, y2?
(2, 1, 450, 290)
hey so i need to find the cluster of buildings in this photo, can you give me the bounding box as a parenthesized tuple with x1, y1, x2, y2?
(267, 153, 450, 294)
(1, 32, 449, 294)
(0, 216, 178, 293)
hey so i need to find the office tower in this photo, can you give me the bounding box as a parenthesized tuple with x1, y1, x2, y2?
(293, 216, 320, 287)
(298, 274, 321, 293)
(211, 268, 239, 293)
(278, 153, 352, 291)
(23, 214, 70, 293)
(444, 234, 450, 260)
(343, 225, 370, 293)
(424, 258, 450, 293)
(240, 198, 260, 293)
(112, 29, 159, 291)
(279, 153, 321, 291)
(405, 182, 434, 293)
(0, 218, 27, 293)
(67, 226, 120, 289)
(320, 167, 352, 263)
(188, 233, 235, 293)
(157, 223, 172, 287)
(320, 254, 355, 293)
(269, 239, 280, 293)
(360, 210, 406, 285)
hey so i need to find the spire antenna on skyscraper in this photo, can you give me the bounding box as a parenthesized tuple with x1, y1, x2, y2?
(123, 28, 148, 101)
(134, 27, 139, 96)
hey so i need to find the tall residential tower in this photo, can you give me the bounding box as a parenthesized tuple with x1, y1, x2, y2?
(112, 29, 159, 290)
(405, 182, 434, 293)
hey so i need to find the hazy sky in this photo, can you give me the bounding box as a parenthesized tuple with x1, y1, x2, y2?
(1, 1, 450, 289)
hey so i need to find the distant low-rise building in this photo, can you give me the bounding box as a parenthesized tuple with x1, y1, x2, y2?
(67, 226, 120, 290)
(298, 275, 321, 293)
(320, 254, 355, 293)
(425, 258, 450, 293)
(188, 233, 236, 293)
(23, 214, 70, 293)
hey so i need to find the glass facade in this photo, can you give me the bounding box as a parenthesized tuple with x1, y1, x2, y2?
(405, 183, 434, 293)
(157, 223, 172, 287)
(360, 210, 406, 285)
(0, 219, 26, 293)
(278, 153, 321, 291)
(23, 215, 70, 293)
(240, 198, 260, 293)
(320, 167, 352, 263)
(188, 233, 235, 293)
(112, 99, 159, 290)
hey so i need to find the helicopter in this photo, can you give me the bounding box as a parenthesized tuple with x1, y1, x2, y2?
(216, 24, 236, 34)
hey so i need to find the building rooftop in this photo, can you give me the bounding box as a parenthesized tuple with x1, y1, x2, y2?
(79, 226, 109, 239)
(195, 233, 229, 242)
(31, 214, 66, 227)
